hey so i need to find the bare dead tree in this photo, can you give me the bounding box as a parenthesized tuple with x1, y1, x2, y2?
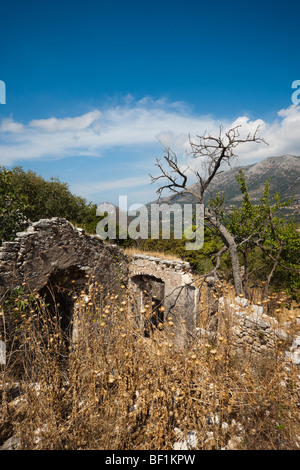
(149, 125, 267, 295)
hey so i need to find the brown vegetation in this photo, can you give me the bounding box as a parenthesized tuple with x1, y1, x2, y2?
(0, 279, 299, 450)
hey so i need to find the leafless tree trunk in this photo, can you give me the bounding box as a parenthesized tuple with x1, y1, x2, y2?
(204, 208, 245, 294)
(150, 125, 266, 296)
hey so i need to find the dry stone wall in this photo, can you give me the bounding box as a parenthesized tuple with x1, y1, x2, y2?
(0, 219, 200, 347)
(218, 296, 290, 355)
(129, 254, 200, 346)
(216, 295, 300, 367)
(0, 217, 128, 296)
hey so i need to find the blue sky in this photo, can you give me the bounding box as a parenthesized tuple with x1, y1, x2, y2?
(0, 0, 300, 207)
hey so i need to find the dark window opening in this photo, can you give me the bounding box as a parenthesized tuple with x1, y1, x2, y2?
(38, 266, 87, 342)
(131, 274, 165, 337)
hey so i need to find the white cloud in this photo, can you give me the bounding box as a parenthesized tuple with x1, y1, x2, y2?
(0, 99, 299, 168)
(29, 110, 101, 132)
(0, 117, 25, 133)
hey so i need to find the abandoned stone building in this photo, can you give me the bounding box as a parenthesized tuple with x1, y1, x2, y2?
(0, 218, 200, 347)
(0, 217, 299, 364)
(129, 254, 199, 346)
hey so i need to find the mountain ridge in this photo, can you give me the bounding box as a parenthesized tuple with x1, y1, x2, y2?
(148, 154, 300, 221)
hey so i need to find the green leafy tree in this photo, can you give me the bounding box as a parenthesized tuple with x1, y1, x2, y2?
(0, 168, 28, 243)
(225, 170, 300, 299)
(0, 166, 99, 241)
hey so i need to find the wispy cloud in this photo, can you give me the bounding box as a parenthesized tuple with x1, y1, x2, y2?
(0, 97, 299, 167)
(29, 110, 102, 132)
(72, 175, 150, 196)
(70, 175, 157, 207)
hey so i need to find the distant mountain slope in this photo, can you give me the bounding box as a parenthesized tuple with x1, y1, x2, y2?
(149, 154, 300, 221)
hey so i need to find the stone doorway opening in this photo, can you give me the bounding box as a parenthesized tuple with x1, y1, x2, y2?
(38, 265, 87, 341)
(130, 274, 165, 337)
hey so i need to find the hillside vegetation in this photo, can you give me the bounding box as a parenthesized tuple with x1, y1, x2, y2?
(0, 166, 98, 243)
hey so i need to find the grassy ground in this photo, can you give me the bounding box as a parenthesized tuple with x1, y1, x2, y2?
(124, 247, 182, 261)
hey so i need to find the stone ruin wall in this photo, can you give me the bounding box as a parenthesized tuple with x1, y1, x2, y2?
(0, 218, 200, 348)
(0, 217, 299, 364)
(0, 217, 128, 296)
(0, 217, 129, 351)
(129, 254, 200, 347)
(204, 278, 300, 366)
(218, 296, 290, 354)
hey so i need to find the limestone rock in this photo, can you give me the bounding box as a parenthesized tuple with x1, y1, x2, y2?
(0, 436, 21, 450)
(173, 429, 197, 450)
(285, 336, 300, 366)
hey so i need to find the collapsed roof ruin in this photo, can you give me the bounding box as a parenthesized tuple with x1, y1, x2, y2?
(0, 218, 199, 346)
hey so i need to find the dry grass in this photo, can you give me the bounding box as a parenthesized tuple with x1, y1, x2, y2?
(123, 247, 182, 261)
(0, 280, 299, 450)
(196, 278, 300, 329)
